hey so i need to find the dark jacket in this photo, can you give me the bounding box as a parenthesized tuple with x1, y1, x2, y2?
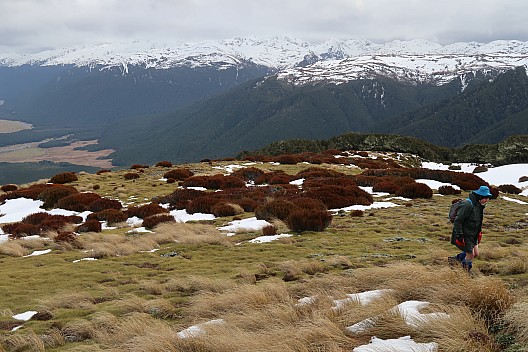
(451, 191, 485, 245)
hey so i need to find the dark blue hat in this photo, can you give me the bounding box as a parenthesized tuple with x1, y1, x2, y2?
(474, 185, 492, 197)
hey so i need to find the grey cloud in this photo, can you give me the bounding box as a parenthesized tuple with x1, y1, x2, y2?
(1, 0, 528, 53)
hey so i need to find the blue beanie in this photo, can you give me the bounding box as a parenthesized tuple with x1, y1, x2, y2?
(474, 185, 492, 198)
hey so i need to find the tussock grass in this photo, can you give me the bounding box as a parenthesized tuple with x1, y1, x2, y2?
(0, 241, 29, 257)
(501, 257, 528, 275)
(415, 305, 496, 352)
(94, 312, 172, 348)
(503, 297, 528, 346)
(153, 222, 234, 246)
(0, 330, 46, 352)
(37, 292, 95, 311)
(185, 279, 292, 320)
(61, 319, 96, 342)
(163, 275, 236, 295)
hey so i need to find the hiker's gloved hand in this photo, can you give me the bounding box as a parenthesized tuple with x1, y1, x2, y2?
(478, 231, 482, 244)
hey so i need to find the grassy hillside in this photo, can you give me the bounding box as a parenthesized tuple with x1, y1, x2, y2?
(1, 151, 527, 351)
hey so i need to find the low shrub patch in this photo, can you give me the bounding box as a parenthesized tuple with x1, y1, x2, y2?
(285, 209, 333, 232)
(1, 184, 17, 192)
(142, 214, 176, 229)
(396, 182, 433, 199)
(49, 172, 78, 184)
(126, 203, 169, 219)
(163, 168, 194, 180)
(76, 219, 102, 233)
(57, 192, 102, 212)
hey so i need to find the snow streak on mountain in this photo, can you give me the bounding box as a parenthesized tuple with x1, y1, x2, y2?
(1, 37, 528, 86)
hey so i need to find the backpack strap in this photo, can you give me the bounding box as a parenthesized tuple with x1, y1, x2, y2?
(466, 197, 473, 206)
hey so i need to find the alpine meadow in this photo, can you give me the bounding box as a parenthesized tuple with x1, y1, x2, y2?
(0, 37, 528, 351)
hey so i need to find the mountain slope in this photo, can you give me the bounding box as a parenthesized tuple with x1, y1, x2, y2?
(97, 76, 460, 166)
(377, 66, 528, 147)
(1, 63, 271, 128)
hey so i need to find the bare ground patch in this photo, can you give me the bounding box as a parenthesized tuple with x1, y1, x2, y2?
(0, 140, 114, 168)
(0, 119, 33, 133)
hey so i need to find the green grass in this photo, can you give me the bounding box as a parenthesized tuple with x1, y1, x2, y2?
(1, 156, 527, 351)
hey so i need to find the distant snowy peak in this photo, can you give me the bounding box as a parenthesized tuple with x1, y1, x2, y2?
(278, 53, 528, 86)
(1, 37, 527, 85)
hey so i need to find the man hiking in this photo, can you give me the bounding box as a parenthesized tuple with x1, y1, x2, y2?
(449, 185, 493, 273)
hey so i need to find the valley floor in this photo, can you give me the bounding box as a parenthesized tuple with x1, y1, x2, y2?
(0, 140, 114, 168)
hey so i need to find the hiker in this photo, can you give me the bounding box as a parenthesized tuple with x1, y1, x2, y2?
(449, 185, 493, 273)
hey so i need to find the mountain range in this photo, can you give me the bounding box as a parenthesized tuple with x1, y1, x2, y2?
(1, 37, 528, 166)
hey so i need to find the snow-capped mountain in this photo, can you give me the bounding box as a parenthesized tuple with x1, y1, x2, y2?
(1, 37, 528, 85)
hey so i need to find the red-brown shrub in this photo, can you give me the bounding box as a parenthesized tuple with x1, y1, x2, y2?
(163, 168, 194, 180)
(497, 184, 521, 194)
(38, 185, 78, 209)
(262, 225, 277, 236)
(274, 154, 301, 165)
(11, 223, 40, 238)
(130, 164, 149, 169)
(88, 198, 123, 212)
(22, 212, 52, 225)
(350, 210, 364, 217)
(1, 223, 17, 234)
(39, 219, 70, 232)
(519, 176, 528, 183)
(234, 198, 260, 212)
(126, 203, 169, 219)
(254, 199, 294, 221)
(153, 188, 205, 210)
(254, 171, 282, 185)
(0, 184, 50, 202)
(185, 196, 221, 214)
(181, 175, 210, 188)
(285, 209, 333, 232)
(269, 174, 293, 184)
(182, 175, 246, 190)
(96, 169, 112, 175)
(302, 176, 356, 188)
(142, 214, 176, 229)
(303, 185, 373, 209)
(473, 165, 488, 173)
(396, 183, 433, 199)
(1, 184, 18, 192)
(438, 185, 461, 195)
(217, 175, 247, 189)
(57, 192, 102, 211)
(124, 172, 140, 180)
(211, 203, 239, 217)
(296, 167, 346, 179)
(88, 209, 128, 224)
(76, 219, 102, 233)
(290, 197, 327, 211)
(49, 172, 78, 184)
(372, 181, 400, 194)
(166, 178, 176, 184)
(155, 161, 172, 168)
(231, 167, 265, 182)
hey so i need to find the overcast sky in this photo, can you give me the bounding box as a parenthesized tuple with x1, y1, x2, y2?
(1, 0, 528, 53)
